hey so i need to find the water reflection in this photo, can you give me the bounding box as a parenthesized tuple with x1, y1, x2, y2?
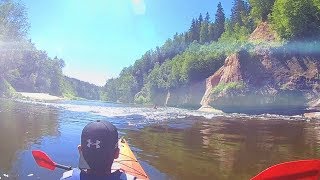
(125, 117, 320, 180)
(0, 99, 60, 176)
(1, 99, 320, 180)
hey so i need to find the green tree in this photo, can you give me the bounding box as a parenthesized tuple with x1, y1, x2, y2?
(205, 12, 210, 22)
(184, 32, 191, 44)
(194, 13, 203, 42)
(249, 0, 276, 22)
(314, 0, 320, 10)
(197, 13, 203, 34)
(231, 0, 245, 27)
(49, 56, 65, 96)
(200, 13, 210, 44)
(104, 78, 119, 102)
(214, 2, 226, 41)
(189, 18, 198, 42)
(118, 73, 138, 103)
(0, 0, 29, 81)
(208, 23, 215, 42)
(63, 76, 101, 100)
(271, 0, 320, 39)
(230, 0, 254, 32)
(0, 0, 29, 40)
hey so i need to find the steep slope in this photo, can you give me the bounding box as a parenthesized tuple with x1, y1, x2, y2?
(165, 81, 206, 108)
(201, 53, 243, 107)
(0, 78, 17, 97)
(200, 22, 320, 115)
(249, 22, 277, 42)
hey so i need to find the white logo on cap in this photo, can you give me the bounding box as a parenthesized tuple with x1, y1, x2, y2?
(87, 139, 101, 149)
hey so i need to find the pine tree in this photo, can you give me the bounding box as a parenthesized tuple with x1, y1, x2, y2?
(184, 32, 190, 44)
(230, 0, 253, 31)
(189, 18, 198, 42)
(198, 13, 203, 25)
(214, 2, 225, 41)
(195, 14, 203, 42)
(205, 12, 210, 22)
(242, 1, 255, 31)
(249, 0, 275, 22)
(200, 15, 209, 44)
(231, 0, 246, 27)
(208, 23, 215, 42)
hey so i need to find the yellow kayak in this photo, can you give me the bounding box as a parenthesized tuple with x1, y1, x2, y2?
(112, 138, 149, 179)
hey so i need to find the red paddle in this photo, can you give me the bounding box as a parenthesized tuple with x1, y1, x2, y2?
(32, 150, 72, 171)
(251, 160, 320, 180)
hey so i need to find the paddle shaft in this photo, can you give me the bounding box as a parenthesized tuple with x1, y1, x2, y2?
(55, 163, 72, 171)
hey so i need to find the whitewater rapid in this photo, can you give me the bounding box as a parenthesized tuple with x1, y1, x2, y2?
(16, 99, 307, 123)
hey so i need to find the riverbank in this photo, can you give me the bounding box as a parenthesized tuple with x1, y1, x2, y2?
(198, 105, 224, 114)
(198, 104, 320, 119)
(14, 92, 320, 119)
(18, 92, 64, 101)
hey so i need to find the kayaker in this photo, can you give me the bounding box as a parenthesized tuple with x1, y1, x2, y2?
(60, 120, 136, 180)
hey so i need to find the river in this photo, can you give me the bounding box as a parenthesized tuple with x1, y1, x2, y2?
(0, 99, 320, 180)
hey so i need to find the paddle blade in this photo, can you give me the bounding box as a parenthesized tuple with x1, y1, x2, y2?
(251, 160, 320, 180)
(32, 150, 56, 171)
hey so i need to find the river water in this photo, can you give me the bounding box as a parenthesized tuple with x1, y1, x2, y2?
(0, 99, 320, 180)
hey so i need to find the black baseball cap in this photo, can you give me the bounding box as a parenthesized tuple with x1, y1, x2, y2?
(79, 120, 118, 172)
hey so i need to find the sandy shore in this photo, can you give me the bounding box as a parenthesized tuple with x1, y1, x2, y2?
(18, 92, 64, 101)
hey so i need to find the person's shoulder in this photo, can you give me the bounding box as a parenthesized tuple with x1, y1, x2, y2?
(60, 168, 81, 180)
(118, 171, 137, 180)
(108, 170, 137, 180)
(60, 169, 137, 180)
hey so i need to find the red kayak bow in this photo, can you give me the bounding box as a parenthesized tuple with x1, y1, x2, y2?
(251, 160, 320, 180)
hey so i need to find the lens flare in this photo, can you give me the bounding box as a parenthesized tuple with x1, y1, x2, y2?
(131, 0, 146, 15)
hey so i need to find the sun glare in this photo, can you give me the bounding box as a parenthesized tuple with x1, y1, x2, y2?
(131, 0, 146, 15)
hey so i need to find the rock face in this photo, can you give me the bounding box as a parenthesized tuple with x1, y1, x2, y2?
(249, 22, 277, 42)
(201, 54, 243, 107)
(151, 80, 206, 108)
(200, 22, 320, 115)
(165, 81, 206, 108)
(160, 21, 320, 116)
(203, 47, 320, 114)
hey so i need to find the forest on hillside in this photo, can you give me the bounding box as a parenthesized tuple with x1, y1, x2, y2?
(1, 0, 319, 104)
(104, 0, 320, 105)
(0, 0, 102, 100)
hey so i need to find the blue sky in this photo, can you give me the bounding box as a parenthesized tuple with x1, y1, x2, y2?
(22, 0, 232, 86)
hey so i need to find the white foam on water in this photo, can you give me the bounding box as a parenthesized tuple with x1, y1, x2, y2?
(17, 100, 225, 121)
(15, 100, 308, 122)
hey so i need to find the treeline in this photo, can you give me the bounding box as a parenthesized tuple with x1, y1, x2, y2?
(0, 0, 102, 100)
(63, 76, 103, 100)
(104, 0, 320, 104)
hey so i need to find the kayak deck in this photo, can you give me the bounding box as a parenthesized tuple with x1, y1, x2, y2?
(112, 138, 149, 179)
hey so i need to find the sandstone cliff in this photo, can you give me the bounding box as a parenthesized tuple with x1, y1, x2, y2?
(165, 81, 205, 108)
(200, 22, 320, 115)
